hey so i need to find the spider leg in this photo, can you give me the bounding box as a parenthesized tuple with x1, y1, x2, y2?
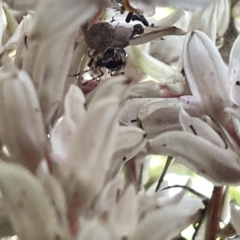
(110, 70, 125, 76)
(86, 67, 104, 81)
(68, 68, 90, 77)
(68, 56, 98, 77)
(94, 68, 104, 81)
(88, 58, 95, 68)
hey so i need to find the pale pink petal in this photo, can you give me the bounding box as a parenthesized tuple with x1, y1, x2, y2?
(33, 32, 76, 125)
(155, 0, 215, 9)
(188, 3, 217, 42)
(146, 180, 169, 198)
(5, 0, 38, 12)
(216, 0, 230, 36)
(66, 97, 122, 214)
(225, 106, 240, 121)
(179, 108, 226, 148)
(50, 117, 75, 163)
(206, 113, 240, 154)
(112, 185, 138, 238)
(126, 0, 155, 16)
(28, 0, 106, 39)
(148, 131, 240, 185)
(159, 179, 192, 206)
(229, 35, 240, 106)
(182, 30, 230, 120)
(0, 201, 14, 238)
(121, 98, 156, 126)
(0, 69, 46, 171)
(138, 98, 201, 138)
(149, 35, 184, 64)
(64, 85, 86, 124)
(188, 8, 205, 33)
(66, 77, 133, 209)
(130, 0, 215, 12)
(66, 39, 87, 90)
(137, 194, 159, 219)
(36, 161, 68, 232)
(112, 126, 147, 167)
(88, 76, 134, 106)
(0, 162, 69, 240)
(93, 173, 125, 216)
(78, 219, 116, 240)
(130, 202, 202, 240)
(50, 85, 86, 163)
(24, 0, 105, 126)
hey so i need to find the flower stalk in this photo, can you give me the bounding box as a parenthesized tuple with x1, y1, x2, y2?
(205, 186, 224, 240)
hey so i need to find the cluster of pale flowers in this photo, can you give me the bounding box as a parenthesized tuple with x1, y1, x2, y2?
(1, 0, 240, 240)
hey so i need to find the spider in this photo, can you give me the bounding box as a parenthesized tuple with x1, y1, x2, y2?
(83, 22, 144, 55)
(69, 47, 128, 80)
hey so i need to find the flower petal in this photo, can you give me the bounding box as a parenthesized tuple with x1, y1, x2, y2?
(0, 200, 14, 238)
(110, 126, 147, 177)
(112, 185, 138, 238)
(149, 35, 184, 64)
(114, 126, 147, 161)
(0, 162, 69, 240)
(5, 0, 38, 12)
(121, 98, 155, 126)
(130, 202, 202, 240)
(148, 131, 240, 185)
(50, 117, 75, 163)
(36, 161, 68, 232)
(179, 108, 225, 148)
(64, 85, 86, 124)
(229, 35, 240, 106)
(87, 76, 134, 105)
(160, 179, 192, 206)
(138, 98, 201, 138)
(130, 0, 215, 11)
(28, 0, 105, 39)
(50, 85, 86, 163)
(216, 0, 230, 36)
(188, 3, 217, 42)
(154, 0, 216, 9)
(66, 97, 122, 212)
(0, 69, 46, 171)
(78, 219, 115, 240)
(182, 30, 230, 120)
(93, 173, 125, 216)
(33, 32, 76, 125)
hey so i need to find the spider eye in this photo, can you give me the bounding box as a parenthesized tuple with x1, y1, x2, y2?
(133, 24, 144, 35)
